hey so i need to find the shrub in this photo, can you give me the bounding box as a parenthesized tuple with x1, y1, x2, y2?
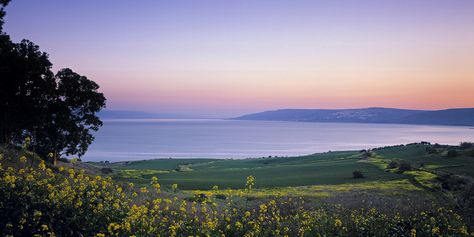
(437, 174, 468, 191)
(364, 152, 374, 158)
(100, 167, 113, 174)
(185, 193, 208, 202)
(460, 142, 473, 150)
(398, 162, 412, 172)
(215, 194, 227, 200)
(426, 147, 437, 154)
(58, 157, 69, 163)
(352, 170, 365, 179)
(447, 150, 458, 158)
(387, 160, 398, 169)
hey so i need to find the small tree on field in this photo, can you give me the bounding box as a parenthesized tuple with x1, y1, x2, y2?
(398, 162, 412, 172)
(447, 150, 458, 158)
(460, 142, 473, 150)
(352, 170, 365, 179)
(387, 160, 398, 169)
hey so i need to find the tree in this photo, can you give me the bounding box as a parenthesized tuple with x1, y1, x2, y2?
(0, 0, 10, 32)
(352, 170, 364, 179)
(387, 160, 398, 169)
(460, 142, 473, 150)
(1, 2, 106, 162)
(0, 39, 56, 144)
(34, 69, 106, 163)
(447, 150, 458, 158)
(1, 0, 56, 145)
(398, 161, 412, 172)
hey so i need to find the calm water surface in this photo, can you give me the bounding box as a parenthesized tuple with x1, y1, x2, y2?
(84, 119, 474, 161)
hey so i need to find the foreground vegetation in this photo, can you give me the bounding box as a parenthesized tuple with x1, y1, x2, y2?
(1, 143, 474, 236)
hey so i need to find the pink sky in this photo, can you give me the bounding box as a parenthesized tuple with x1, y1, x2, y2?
(5, 1, 474, 117)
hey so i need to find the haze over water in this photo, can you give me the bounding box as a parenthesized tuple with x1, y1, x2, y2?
(84, 119, 474, 162)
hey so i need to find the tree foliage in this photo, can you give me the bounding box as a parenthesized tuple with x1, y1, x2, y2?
(0, 39, 55, 144)
(34, 69, 106, 160)
(0, 2, 106, 161)
(0, 0, 10, 32)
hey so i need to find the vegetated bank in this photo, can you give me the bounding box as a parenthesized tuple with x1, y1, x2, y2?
(1, 142, 473, 236)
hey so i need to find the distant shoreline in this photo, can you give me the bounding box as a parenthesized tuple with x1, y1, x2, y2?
(234, 107, 474, 127)
(101, 117, 474, 128)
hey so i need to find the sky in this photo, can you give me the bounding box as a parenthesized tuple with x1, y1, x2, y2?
(4, 0, 474, 117)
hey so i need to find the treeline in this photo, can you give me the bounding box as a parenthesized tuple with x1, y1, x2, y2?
(0, 1, 105, 163)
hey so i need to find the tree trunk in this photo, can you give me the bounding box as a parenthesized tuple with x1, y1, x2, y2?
(53, 151, 58, 165)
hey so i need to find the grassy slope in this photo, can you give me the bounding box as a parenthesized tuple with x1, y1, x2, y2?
(106, 151, 396, 189)
(99, 143, 474, 190)
(374, 144, 474, 177)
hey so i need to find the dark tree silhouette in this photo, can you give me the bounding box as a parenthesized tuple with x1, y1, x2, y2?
(0, 2, 106, 163)
(0, 39, 56, 144)
(34, 69, 106, 163)
(1, 0, 56, 144)
(0, 0, 10, 32)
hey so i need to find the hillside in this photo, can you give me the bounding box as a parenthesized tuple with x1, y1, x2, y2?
(96, 142, 474, 189)
(2, 143, 474, 235)
(234, 107, 474, 126)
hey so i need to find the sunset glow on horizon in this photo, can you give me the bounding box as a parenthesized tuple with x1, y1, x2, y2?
(5, 0, 474, 117)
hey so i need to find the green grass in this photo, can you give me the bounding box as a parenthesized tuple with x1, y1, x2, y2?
(189, 179, 424, 199)
(95, 143, 474, 191)
(374, 143, 474, 177)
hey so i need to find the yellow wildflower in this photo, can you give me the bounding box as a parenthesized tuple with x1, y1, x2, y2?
(41, 224, 49, 231)
(38, 161, 46, 171)
(334, 218, 342, 228)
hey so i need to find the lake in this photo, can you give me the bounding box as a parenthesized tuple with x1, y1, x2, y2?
(83, 119, 474, 161)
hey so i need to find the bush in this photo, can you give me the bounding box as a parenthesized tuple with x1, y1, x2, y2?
(437, 174, 468, 191)
(460, 142, 473, 150)
(58, 157, 70, 163)
(100, 167, 113, 174)
(215, 194, 227, 200)
(352, 170, 365, 179)
(387, 160, 398, 169)
(364, 152, 374, 158)
(185, 193, 208, 202)
(426, 147, 438, 154)
(447, 150, 458, 158)
(398, 162, 412, 172)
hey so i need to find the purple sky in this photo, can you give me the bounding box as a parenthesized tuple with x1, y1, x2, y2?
(4, 0, 474, 117)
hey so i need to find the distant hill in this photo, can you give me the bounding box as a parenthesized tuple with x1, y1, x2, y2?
(98, 110, 184, 119)
(233, 108, 474, 126)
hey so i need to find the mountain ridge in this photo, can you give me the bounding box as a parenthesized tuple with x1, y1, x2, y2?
(233, 107, 474, 126)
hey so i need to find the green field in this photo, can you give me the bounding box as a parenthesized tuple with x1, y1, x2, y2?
(96, 142, 474, 191)
(3, 142, 474, 235)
